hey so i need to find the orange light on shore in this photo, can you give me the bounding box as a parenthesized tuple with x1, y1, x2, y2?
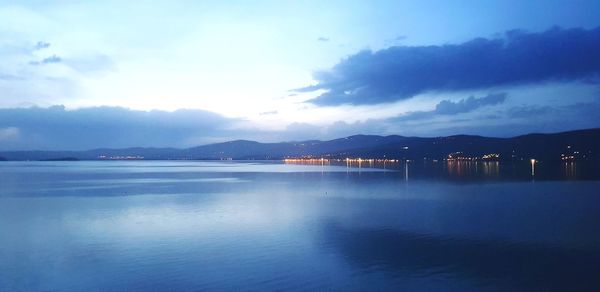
(283, 157, 400, 164)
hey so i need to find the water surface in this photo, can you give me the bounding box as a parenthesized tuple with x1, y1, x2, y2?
(1, 161, 599, 291)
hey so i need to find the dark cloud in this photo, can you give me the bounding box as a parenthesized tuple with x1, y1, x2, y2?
(298, 27, 600, 105)
(34, 41, 50, 50)
(0, 106, 242, 150)
(394, 93, 507, 121)
(317, 37, 330, 42)
(436, 93, 506, 114)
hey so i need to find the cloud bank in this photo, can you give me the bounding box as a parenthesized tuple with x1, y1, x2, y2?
(394, 93, 507, 121)
(0, 99, 598, 151)
(0, 106, 242, 150)
(299, 27, 600, 105)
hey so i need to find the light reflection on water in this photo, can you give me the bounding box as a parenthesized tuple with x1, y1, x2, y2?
(0, 161, 599, 291)
(286, 159, 600, 181)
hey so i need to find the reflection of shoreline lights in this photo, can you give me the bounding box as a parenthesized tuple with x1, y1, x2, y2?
(563, 161, 577, 179)
(446, 160, 499, 177)
(530, 159, 536, 176)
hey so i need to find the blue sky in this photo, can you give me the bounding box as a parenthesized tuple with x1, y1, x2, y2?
(1, 0, 600, 150)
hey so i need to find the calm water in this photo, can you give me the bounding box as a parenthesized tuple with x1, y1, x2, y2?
(1, 161, 600, 291)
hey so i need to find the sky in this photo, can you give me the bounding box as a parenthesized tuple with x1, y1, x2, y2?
(1, 0, 600, 150)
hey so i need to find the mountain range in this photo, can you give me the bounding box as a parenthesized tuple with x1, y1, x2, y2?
(1, 128, 598, 162)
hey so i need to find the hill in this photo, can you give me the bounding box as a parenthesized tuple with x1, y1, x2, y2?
(0, 128, 598, 162)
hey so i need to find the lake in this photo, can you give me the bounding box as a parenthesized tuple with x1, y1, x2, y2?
(1, 161, 600, 291)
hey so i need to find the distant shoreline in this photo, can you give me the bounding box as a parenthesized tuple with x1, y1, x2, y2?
(0, 128, 598, 162)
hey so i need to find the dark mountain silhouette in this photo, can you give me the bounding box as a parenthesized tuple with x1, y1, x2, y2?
(0, 128, 598, 162)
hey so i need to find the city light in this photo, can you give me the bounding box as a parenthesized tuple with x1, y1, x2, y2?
(98, 155, 144, 160)
(283, 157, 401, 164)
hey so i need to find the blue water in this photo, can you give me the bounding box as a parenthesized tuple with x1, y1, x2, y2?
(1, 161, 599, 291)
